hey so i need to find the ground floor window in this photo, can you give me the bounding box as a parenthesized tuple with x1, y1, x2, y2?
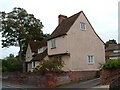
(87, 55, 94, 64)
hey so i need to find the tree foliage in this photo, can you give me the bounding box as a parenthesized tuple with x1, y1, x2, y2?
(0, 7, 44, 64)
(105, 39, 117, 48)
(0, 7, 44, 47)
(103, 59, 120, 69)
(2, 54, 22, 72)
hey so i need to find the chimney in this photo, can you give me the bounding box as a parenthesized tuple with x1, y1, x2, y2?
(58, 14, 67, 24)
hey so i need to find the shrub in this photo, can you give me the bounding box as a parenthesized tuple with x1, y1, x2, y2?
(103, 59, 120, 69)
(33, 57, 64, 74)
(2, 66, 7, 72)
(2, 54, 22, 72)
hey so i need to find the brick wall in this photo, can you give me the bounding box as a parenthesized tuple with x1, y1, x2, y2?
(3, 71, 98, 88)
(100, 69, 120, 85)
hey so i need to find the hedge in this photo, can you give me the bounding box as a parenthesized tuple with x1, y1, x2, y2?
(103, 59, 120, 69)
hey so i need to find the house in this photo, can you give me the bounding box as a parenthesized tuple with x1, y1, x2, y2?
(25, 40, 48, 72)
(105, 44, 120, 60)
(47, 11, 105, 72)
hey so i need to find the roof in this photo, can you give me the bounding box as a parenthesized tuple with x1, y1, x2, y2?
(32, 49, 48, 61)
(48, 11, 104, 44)
(48, 52, 70, 57)
(105, 44, 120, 51)
(48, 11, 82, 40)
(29, 40, 47, 52)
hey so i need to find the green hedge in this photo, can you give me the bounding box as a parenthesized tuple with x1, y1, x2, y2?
(103, 59, 120, 69)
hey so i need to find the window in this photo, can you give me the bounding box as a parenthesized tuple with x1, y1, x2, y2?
(38, 48, 44, 53)
(51, 39, 56, 48)
(88, 55, 94, 64)
(38, 47, 46, 53)
(80, 22, 86, 30)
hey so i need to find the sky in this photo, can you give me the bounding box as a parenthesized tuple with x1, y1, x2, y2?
(0, 0, 119, 59)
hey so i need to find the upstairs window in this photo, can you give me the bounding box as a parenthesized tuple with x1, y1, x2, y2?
(38, 47, 46, 54)
(88, 55, 94, 64)
(38, 48, 44, 54)
(51, 39, 56, 49)
(80, 22, 86, 30)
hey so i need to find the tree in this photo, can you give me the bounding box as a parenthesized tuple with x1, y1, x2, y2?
(2, 54, 22, 72)
(0, 7, 44, 72)
(105, 39, 117, 48)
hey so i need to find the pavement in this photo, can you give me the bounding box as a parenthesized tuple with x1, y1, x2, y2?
(87, 85, 109, 90)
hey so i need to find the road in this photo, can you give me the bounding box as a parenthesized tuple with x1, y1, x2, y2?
(58, 78, 103, 89)
(2, 81, 40, 90)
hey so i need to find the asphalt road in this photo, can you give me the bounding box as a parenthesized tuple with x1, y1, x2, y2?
(2, 81, 39, 89)
(58, 78, 101, 88)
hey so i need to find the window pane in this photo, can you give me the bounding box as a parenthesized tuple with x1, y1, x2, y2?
(51, 39, 56, 48)
(80, 22, 86, 30)
(88, 55, 94, 64)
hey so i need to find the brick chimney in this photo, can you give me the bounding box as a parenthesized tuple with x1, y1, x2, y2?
(58, 14, 67, 24)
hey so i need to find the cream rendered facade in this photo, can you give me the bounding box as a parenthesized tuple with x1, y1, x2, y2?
(26, 43, 48, 72)
(26, 44, 33, 62)
(26, 44, 33, 72)
(48, 12, 105, 71)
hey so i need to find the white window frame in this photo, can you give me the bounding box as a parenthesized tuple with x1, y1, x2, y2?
(38, 48, 44, 54)
(80, 22, 86, 30)
(38, 47, 46, 54)
(51, 39, 56, 49)
(87, 55, 94, 64)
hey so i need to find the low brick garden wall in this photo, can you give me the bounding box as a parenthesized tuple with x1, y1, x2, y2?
(100, 69, 120, 85)
(2, 71, 98, 88)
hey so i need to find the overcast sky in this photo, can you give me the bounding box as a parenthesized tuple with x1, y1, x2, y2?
(0, 0, 119, 59)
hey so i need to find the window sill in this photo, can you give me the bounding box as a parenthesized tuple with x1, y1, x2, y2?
(88, 63, 94, 65)
(81, 29, 86, 31)
(51, 47, 56, 49)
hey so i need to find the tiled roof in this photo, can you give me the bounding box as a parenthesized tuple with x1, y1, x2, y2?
(32, 49, 47, 61)
(48, 11, 82, 40)
(29, 40, 47, 52)
(105, 44, 120, 51)
(48, 52, 70, 57)
(48, 11, 104, 44)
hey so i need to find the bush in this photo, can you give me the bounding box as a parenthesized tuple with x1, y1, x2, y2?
(2, 66, 7, 72)
(2, 54, 22, 72)
(103, 59, 120, 69)
(33, 57, 64, 74)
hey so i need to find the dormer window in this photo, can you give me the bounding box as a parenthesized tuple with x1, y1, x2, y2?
(38, 48, 44, 54)
(80, 22, 86, 30)
(51, 39, 56, 49)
